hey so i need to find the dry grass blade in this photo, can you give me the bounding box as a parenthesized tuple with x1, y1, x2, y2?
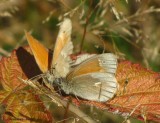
(19, 76, 97, 123)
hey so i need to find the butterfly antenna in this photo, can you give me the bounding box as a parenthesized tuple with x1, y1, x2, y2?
(28, 73, 46, 81)
(56, 85, 62, 96)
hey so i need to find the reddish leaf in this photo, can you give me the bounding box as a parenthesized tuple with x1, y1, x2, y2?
(108, 61, 160, 122)
(0, 47, 53, 123)
(83, 61, 160, 122)
(0, 50, 26, 91)
(1, 90, 52, 123)
(1, 46, 160, 122)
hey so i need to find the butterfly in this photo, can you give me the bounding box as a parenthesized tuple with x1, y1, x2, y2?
(25, 18, 118, 102)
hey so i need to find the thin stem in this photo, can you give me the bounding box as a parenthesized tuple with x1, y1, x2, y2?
(112, 8, 160, 27)
(79, 0, 93, 53)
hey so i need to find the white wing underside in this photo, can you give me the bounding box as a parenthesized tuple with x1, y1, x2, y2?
(71, 54, 96, 67)
(55, 41, 73, 77)
(63, 53, 118, 102)
(70, 53, 117, 78)
(53, 18, 73, 77)
(66, 72, 117, 102)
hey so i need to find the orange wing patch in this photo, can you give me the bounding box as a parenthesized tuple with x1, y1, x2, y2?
(25, 32, 49, 73)
(67, 57, 105, 80)
(52, 18, 72, 66)
(52, 34, 69, 64)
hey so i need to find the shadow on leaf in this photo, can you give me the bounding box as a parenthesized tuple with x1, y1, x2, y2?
(16, 47, 42, 79)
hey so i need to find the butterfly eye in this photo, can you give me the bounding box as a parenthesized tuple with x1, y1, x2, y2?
(46, 72, 55, 83)
(53, 78, 63, 87)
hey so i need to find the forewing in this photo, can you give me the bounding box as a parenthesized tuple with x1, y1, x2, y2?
(68, 73, 118, 102)
(71, 54, 96, 67)
(25, 32, 49, 73)
(67, 53, 117, 80)
(52, 18, 73, 77)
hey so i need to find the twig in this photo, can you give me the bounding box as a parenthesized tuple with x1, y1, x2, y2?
(0, 48, 10, 56)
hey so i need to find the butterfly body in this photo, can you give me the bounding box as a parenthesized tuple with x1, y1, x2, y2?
(25, 18, 118, 102)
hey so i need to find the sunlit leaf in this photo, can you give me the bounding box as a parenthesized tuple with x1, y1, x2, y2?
(0, 47, 53, 123)
(0, 50, 26, 91)
(2, 91, 53, 123)
(0, 46, 160, 122)
(85, 61, 160, 122)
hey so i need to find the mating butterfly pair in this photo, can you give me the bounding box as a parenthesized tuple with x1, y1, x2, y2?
(25, 18, 118, 102)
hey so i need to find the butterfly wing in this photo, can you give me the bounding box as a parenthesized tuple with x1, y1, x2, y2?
(67, 53, 117, 80)
(67, 73, 117, 102)
(71, 54, 96, 67)
(25, 32, 49, 73)
(52, 18, 73, 77)
(65, 53, 118, 102)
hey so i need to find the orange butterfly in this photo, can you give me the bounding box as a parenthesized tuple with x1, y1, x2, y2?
(25, 18, 118, 102)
